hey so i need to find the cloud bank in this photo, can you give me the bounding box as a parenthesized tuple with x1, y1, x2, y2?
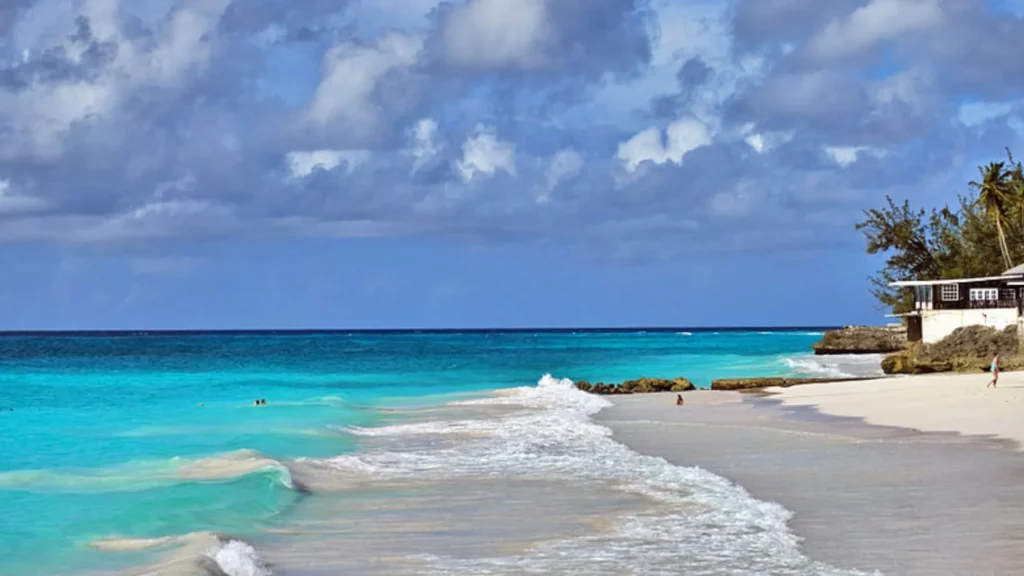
(0, 0, 1022, 260)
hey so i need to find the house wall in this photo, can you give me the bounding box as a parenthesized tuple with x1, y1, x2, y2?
(929, 280, 1017, 310)
(921, 308, 1020, 344)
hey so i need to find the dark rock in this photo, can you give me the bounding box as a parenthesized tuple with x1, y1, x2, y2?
(670, 377, 696, 392)
(710, 377, 872, 391)
(576, 376, 694, 395)
(812, 326, 906, 355)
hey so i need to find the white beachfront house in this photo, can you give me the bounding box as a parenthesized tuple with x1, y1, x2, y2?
(890, 264, 1024, 344)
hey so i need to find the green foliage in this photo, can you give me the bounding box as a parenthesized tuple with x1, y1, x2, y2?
(857, 149, 1024, 314)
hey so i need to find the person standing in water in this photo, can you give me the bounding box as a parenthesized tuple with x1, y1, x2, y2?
(988, 354, 1000, 388)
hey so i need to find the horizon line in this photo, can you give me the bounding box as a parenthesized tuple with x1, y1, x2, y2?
(0, 326, 839, 336)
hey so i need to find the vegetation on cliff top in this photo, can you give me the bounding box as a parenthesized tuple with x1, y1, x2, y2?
(857, 149, 1024, 314)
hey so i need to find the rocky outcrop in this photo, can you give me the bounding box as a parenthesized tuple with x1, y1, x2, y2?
(812, 326, 906, 355)
(882, 325, 1021, 375)
(710, 377, 872, 391)
(575, 377, 696, 395)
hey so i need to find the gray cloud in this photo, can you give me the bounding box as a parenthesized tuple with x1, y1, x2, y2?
(427, 0, 654, 79)
(0, 0, 1021, 265)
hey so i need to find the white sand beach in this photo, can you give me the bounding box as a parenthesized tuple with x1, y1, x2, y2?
(597, 377, 1024, 575)
(773, 372, 1024, 449)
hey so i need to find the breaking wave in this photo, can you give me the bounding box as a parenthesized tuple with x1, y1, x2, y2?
(0, 449, 294, 493)
(91, 532, 272, 576)
(784, 354, 885, 379)
(299, 374, 876, 575)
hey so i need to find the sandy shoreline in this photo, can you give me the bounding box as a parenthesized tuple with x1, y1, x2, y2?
(772, 371, 1024, 449)
(597, 378, 1024, 575)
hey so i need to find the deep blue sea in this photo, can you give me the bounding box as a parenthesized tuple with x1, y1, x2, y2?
(0, 330, 882, 576)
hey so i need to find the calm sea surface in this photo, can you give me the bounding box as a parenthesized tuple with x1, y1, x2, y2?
(0, 330, 882, 575)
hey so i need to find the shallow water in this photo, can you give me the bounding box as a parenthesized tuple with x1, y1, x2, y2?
(0, 330, 879, 575)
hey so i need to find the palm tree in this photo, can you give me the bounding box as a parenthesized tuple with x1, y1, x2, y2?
(970, 161, 1014, 270)
(1005, 149, 1024, 233)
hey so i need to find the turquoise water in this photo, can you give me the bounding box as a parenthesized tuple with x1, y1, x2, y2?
(0, 329, 835, 575)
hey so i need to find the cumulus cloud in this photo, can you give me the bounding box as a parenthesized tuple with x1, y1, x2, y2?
(439, 0, 551, 69)
(825, 146, 887, 168)
(806, 0, 943, 60)
(545, 148, 583, 191)
(287, 150, 371, 177)
(0, 0, 1021, 260)
(617, 117, 712, 173)
(306, 32, 423, 141)
(432, 0, 653, 79)
(456, 125, 516, 182)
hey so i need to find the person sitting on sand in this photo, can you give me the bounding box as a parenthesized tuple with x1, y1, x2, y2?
(988, 355, 1000, 389)
(675, 394, 684, 406)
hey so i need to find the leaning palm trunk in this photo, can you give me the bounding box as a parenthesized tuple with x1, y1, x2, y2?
(996, 216, 1014, 270)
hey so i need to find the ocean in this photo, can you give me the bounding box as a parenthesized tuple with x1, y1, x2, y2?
(0, 329, 883, 576)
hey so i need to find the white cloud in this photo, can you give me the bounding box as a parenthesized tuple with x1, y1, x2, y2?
(408, 118, 443, 172)
(537, 148, 584, 204)
(617, 117, 712, 172)
(959, 100, 1016, 127)
(741, 126, 795, 154)
(306, 33, 423, 137)
(807, 0, 943, 60)
(825, 146, 887, 168)
(287, 150, 371, 178)
(456, 125, 516, 182)
(545, 148, 583, 190)
(440, 0, 551, 69)
(0, 0, 232, 162)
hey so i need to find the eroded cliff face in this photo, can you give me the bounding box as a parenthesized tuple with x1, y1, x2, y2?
(882, 325, 1022, 375)
(812, 326, 906, 355)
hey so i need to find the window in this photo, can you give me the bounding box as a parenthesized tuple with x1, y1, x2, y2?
(969, 288, 998, 301)
(1002, 289, 1016, 301)
(941, 284, 960, 301)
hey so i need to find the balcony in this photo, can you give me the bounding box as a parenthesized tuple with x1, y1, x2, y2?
(965, 298, 1019, 309)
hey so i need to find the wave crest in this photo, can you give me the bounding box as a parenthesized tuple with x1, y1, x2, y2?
(0, 449, 294, 493)
(91, 532, 273, 576)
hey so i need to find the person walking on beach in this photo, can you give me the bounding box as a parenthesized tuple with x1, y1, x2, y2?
(988, 354, 1000, 388)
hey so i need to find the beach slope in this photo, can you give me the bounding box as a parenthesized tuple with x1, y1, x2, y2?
(773, 372, 1024, 449)
(597, 381, 1024, 575)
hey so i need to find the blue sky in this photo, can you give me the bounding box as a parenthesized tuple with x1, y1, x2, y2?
(1, 0, 1023, 330)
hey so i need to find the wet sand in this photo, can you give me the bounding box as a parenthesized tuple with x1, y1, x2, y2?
(597, 390, 1024, 576)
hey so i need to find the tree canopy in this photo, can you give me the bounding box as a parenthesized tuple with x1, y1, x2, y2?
(857, 149, 1024, 314)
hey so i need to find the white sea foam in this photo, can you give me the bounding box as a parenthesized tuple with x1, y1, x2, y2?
(784, 354, 885, 379)
(90, 533, 273, 576)
(305, 374, 878, 575)
(206, 539, 273, 576)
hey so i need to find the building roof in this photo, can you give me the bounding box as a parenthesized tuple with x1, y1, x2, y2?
(1004, 264, 1024, 276)
(890, 275, 1014, 287)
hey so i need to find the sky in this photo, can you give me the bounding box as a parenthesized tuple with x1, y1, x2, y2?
(1, 0, 1024, 330)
